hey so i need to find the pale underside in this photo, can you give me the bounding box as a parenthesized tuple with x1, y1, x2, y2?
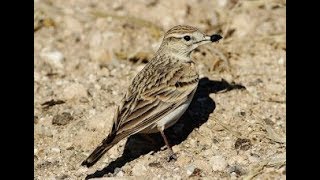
(140, 88, 196, 133)
(110, 54, 199, 139)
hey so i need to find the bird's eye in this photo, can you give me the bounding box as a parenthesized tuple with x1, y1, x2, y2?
(183, 36, 191, 41)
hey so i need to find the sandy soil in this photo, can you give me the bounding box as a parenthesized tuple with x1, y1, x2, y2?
(34, 0, 286, 179)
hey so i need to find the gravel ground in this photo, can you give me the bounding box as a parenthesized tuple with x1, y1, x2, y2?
(34, 0, 286, 179)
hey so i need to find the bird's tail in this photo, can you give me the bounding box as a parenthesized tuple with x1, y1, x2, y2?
(82, 108, 122, 167)
(81, 132, 119, 167)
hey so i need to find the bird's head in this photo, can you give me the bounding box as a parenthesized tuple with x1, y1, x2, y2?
(158, 25, 222, 58)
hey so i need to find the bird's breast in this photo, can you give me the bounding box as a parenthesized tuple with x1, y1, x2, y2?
(139, 89, 196, 134)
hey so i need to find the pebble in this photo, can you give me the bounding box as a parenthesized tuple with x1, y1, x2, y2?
(34, 71, 41, 82)
(228, 165, 244, 175)
(55, 174, 68, 180)
(116, 170, 124, 177)
(175, 153, 191, 166)
(113, 167, 122, 175)
(52, 112, 74, 126)
(37, 125, 53, 137)
(172, 145, 180, 152)
(107, 146, 119, 159)
(63, 83, 88, 100)
(51, 147, 61, 153)
(209, 155, 227, 171)
(40, 48, 64, 68)
(186, 164, 196, 175)
(235, 138, 252, 151)
(131, 163, 147, 176)
(217, 0, 228, 7)
(278, 57, 284, 65)
(34, 116, 39, 124)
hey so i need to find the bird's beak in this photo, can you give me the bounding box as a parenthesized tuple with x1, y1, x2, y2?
(204, 35, 212, 41)
(197, 34, 222, 45)
(210, 34, 223, 42)
(192, 34, 223, 50)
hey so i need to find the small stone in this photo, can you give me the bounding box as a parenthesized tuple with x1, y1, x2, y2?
(217, 0, 228, 7)
(66, 146, 74, 150)
(190, 168, 202, 177)
(37, 125, 53, 137)
(235, 138, 252, 151)
(189, 139, 197, 147)
(63, 83, 87, 100)
(48, 175, 56, 180)
(209, 155, 227, 171)
(248, 78, 263, 86)
(79, 97, 89, 103)
(40, 48, 64, 68)
(52, 112, 74, 126)
(148, 162, 163, 168)
(278, 57, 284, 65)
(56, 174, 68, 180)
(132, 163, 147, 176)
(228, 165, 244, 176)
(172, 145, 180, 152)
(51, 147, 61, 153)
(186, 164, 196, 175)
(107, 146, 119, 159)
(34, 116, 39, 124)
(34, 71, 40, 82)
(113, 167, 122, 175)
(230, 172, 237, 178)
(116, 170, 124, 177)
(175, 153, 191, 166)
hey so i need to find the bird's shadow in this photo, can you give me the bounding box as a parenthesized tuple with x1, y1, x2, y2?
(85, 77, 245, 179)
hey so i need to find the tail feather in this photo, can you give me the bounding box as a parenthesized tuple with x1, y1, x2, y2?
(81, 133, 118, 167)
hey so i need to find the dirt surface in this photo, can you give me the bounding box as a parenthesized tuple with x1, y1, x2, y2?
(34, 0, 286, 179)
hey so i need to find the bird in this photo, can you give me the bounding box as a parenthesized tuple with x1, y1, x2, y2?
(81, 25, 222, 167)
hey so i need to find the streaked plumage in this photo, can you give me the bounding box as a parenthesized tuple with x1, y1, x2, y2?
(82, 25, 222, 167)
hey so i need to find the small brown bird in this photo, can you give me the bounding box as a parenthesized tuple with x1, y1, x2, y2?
(82, 25, 222, 167)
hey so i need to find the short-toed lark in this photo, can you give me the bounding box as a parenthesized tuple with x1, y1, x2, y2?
(82, 25, 222, 167)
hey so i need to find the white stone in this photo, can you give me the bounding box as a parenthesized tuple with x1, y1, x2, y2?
(186, 165, 196, 175)
(51, 147, 61, 153)
(116, 170, 124, 177)
(217, 0, 228, 7)
(40, 48, 64, 68)
(209, 155, 228, 171)
(278, 57, 284, 65)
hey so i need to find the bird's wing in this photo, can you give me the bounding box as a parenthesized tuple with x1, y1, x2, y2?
(112, 61, 199, 138)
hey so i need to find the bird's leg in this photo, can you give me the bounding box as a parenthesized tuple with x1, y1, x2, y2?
(159, 130, 177, 161)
